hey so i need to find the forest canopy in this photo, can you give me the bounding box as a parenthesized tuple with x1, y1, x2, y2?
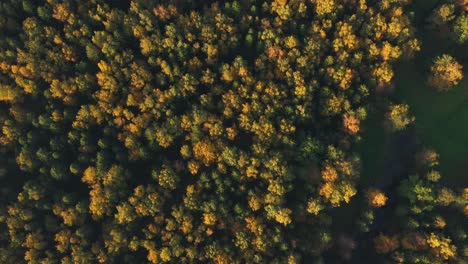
(0, 0, 466, 263)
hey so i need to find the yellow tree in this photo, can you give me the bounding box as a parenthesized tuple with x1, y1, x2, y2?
(386, 104, 415, 131)
(366, 188, 388, 208)
(428, 54, 463, 91)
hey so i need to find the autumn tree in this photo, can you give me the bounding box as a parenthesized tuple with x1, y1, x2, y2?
(386, 103, 415, 131)
(366, 189, 388, 208)
(428, 54, 464, 91)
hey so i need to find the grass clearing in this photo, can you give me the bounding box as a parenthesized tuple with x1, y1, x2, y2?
(359, 0, 468, 186)
(394, 62, 468, 185)
(358, 103, 387, 186)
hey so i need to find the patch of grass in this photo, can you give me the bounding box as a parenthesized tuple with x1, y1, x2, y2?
(358, 103, 387, 187)
(394, 60, 468, 186)
(384, 0, 468, 185)
(358, 0, 468, 191)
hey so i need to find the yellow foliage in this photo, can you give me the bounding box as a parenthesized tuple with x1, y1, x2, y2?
(226, 126, 237, 140)
(339, 182, 357, 204)
(407, 38, 421, 54)
(247, 235, 265, 252)
(367, 189, 388, 208)
(238, 66, 248, 77)
(155, 130, 173, 148)
(266, 45, 284, 61)
(373, 62, 394, 84)
(306, 199, 323, 215)
(333, 23, 358, 52)
(274, 208, 292, 226)
(427, 233, 457, 260)
(340, 68, 353, 89)
(53, 205, 79, 226)
(248, 195, 262, 211)
(359, 0, 367, 11)
(140, 38, 155, 55)
(429, 55, 463, 91)
(97, 60, 111, 73)
(321, 165, 338, 182)
(245, 217, 263, 235)
(246, 165, 258, 178)
(317, 182, 356, 207)
(18, 66, 32, 78)
(437, 187, 455, 206)
(62, 45, 76, 62)
(186, 184, 195, 195)
(221, 65, 233, 82)
(336, 160, 354, 176)
(55, 230, 71, 253)
(279, 119, 296, 134)
(251, 118, 275, 140)
(147, 247, 158, 264)
(203, 212, 217, 226)
(319, 182, 334, 200)
(0, 84, 20, 102)
(285, 36, 298, 49)
(82, 167, 97, 185)
(380, 42, 401, 61)
(295, 85, 307, 97)
(181, 218, 193, 234)
(153, 5, 175, 21)
(314, 0, 336, 16)
(326, 95, 344, 115)
(327, 66, 353, 90)
(51, 110, 63, 122)
(89, 185, 110, 219)
(159, 247, 172, 262)
(288, 255, 298, 264)
(343, 113, 360, 134)
(180, 115, 192, 131)
(115, 203, 135, 224)
(433, 216, 446, 229)
(16, 152, 34, 171)
(369, 43, 380, 57)
(387, 20, 403, 39)
(276, 0, 287, 5)
(388, 104, 414, 131)
(193, 140, 216, 166)
(188, 161, 200, 175)
(271, 0, 291, 20)
(53, 4, 71, 22)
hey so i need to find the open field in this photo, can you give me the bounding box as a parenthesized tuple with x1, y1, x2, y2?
(359, 0, 468, 186)
(394, 60, 468, 185)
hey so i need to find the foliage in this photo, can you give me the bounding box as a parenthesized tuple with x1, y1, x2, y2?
(367, 150, 467, 263)
(386, 103, 415, 131)
(430, 0, 467, 44)
(366, 188, 388, 208)
(428, 54, 464, 91)
(0, 0, 464, 263)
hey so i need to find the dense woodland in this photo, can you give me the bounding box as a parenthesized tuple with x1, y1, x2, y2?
(0, 0, 466, 263)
